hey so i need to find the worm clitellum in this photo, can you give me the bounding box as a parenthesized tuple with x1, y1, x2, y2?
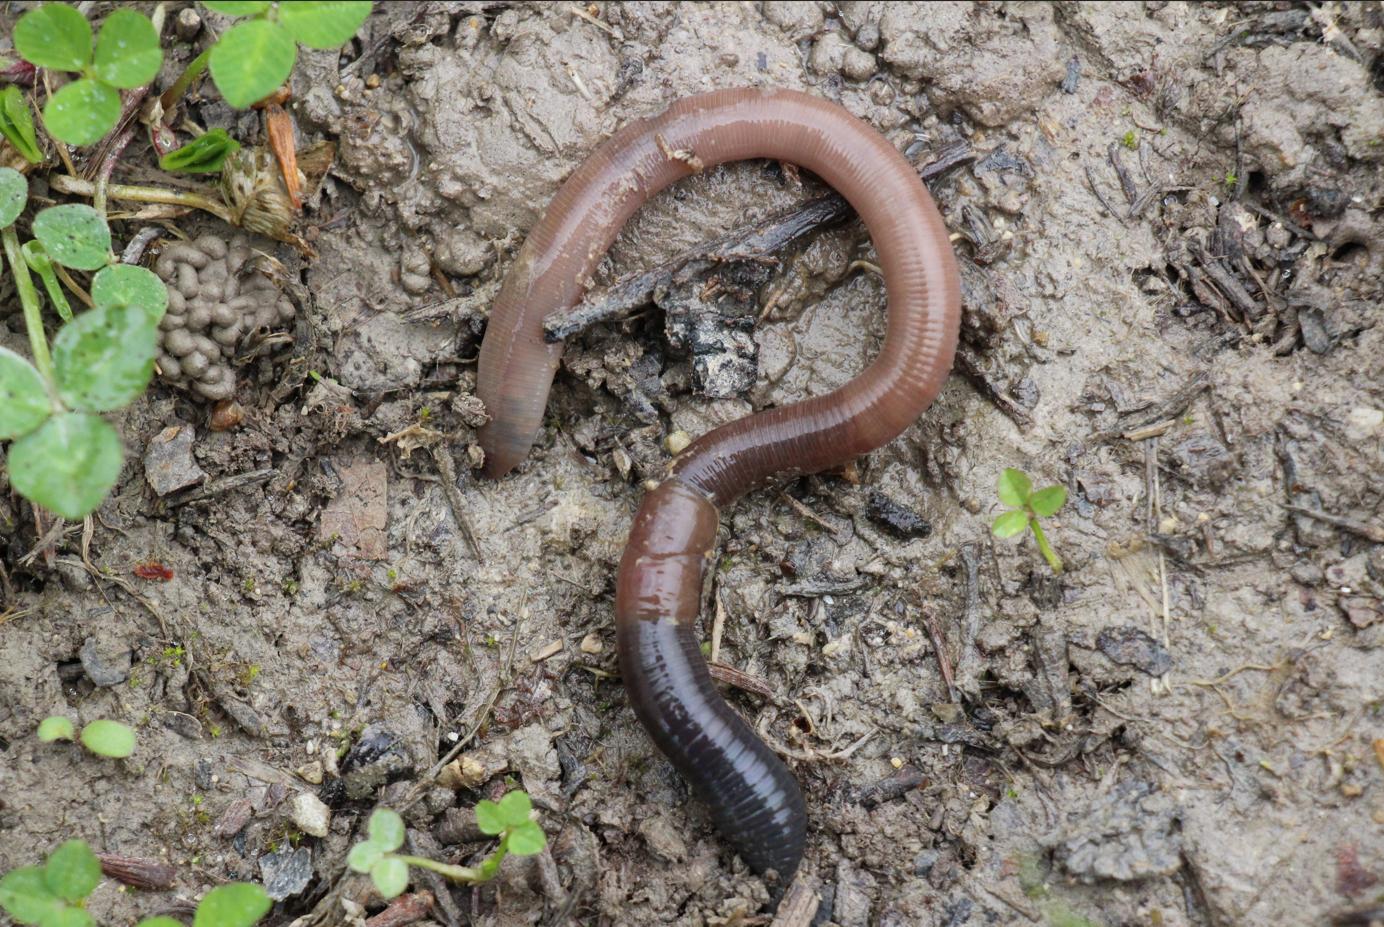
(476, 87, 961, 884)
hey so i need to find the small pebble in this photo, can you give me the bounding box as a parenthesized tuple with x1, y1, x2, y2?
(296, 762, 324, 785)
(289, 792, 331, 837)
(665, 430, 691, 455)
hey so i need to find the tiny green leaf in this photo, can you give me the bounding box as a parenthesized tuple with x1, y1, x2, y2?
(44, 841, 101, 903)
(91, 264, 168, 324)
(474, 799, 505, 836)
(495, 790, 532, 828)
(0, 166, 28, 227)
(278, 2, 371, 49)
(504, 820, 546, 856)
(201, 1, 273, 14)
(92, 10, 163, 89)
(346, 842, 383, 874)
(209, 20, 296, 109)
(369, 858, 408, 900)
(0, 346, 51, 440)
(13, 4, 93, 72)
(159, 129, 241, 173)
(1029, 485, 1067, 518)
(33, 204, 111, 270)
(49, 905, 96, 927)
(997, 468, 1032, 508)
(53, 302, 158, 412)
(42, 79, 121, 147)
(7, 413, 123, 520)
(0, 866, 63, 925)
(23, 241, 74, 323)
(79, 719, 136, 758)
(367, 808, 405, 852)
(38, 716, 76, 743)
(137, 918, 188, 927)
(192, 883, 271, 927)
(0, 88, 43, 165)
(991, 510, 1030, 539)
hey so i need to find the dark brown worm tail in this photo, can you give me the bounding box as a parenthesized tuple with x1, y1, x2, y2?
(477, 88, 961, 885)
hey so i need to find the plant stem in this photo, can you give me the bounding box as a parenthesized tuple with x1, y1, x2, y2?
(49, 175, 232, 224)
(392, 854, 484, 884)
(160, 47, 212, 116)
(32, 263, 73, 322)
(2, 226, 55, 386)
(1029, 517, 1063, 574)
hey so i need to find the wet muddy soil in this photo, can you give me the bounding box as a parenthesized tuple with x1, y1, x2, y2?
(2, 3, 1382, 927)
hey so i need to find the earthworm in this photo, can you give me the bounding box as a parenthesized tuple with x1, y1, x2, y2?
(476, 88, 961, 885)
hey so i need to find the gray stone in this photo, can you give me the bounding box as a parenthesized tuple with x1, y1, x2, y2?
(79, 635, 131, 687)
(259, 846, 313, 900)
(143, 424, 205, 496)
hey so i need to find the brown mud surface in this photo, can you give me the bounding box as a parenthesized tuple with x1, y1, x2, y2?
(2, 3, 1383, 926)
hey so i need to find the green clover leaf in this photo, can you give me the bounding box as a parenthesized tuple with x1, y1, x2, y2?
(504, 820, 546, 856)
(369, 858, 408, 900)
(43, 841, 101, 904)
(366, 809, 405, 852)
(0, 346, 51, 440)
(209, 20, 296, 108)
(997, 467, 1032, 508)
(7, 413, 123, 521)
(192, 883, 271, 927)
(43, 79, 120, 147)
(0, 166, 28, 227)
(1029, 485, 1067, 518)
(14, 4, 93, 72)
(32, 204, 112, 270)
(92, 10, 163, 89)
(53, 302, 159, 412)
(278, 2, 371, 50)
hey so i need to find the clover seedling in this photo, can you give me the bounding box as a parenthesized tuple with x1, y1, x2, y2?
(0, 839, 102, 927)
(200, 2, 372, 108)
(349, 792, 547, 900)
(12, 4, 163, 145)
(991, 467, 1068, 573)
(1, 837, 270, 927)
(38, 716, 137, 759)
(0, 167, 167, 520)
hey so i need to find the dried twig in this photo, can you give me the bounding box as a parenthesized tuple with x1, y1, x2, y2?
(544, 141, 976, 342)
(430, 445, 483, 560)
(1282, 504, 1384, 544)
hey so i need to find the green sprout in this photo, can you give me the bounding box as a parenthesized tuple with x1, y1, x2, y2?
(0, 838, 270, 927)
(1121, 129, 1137, 150)
(348, 792, 547, 900)
(0, 86, 43, 164)
(38, 716, 136, 759)
(991, 468, 1067, 574)
(12, 5, 163, 146)
(0, 168, 167, 520)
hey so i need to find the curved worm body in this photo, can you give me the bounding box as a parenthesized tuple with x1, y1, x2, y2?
(477, 88, 961, 884)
